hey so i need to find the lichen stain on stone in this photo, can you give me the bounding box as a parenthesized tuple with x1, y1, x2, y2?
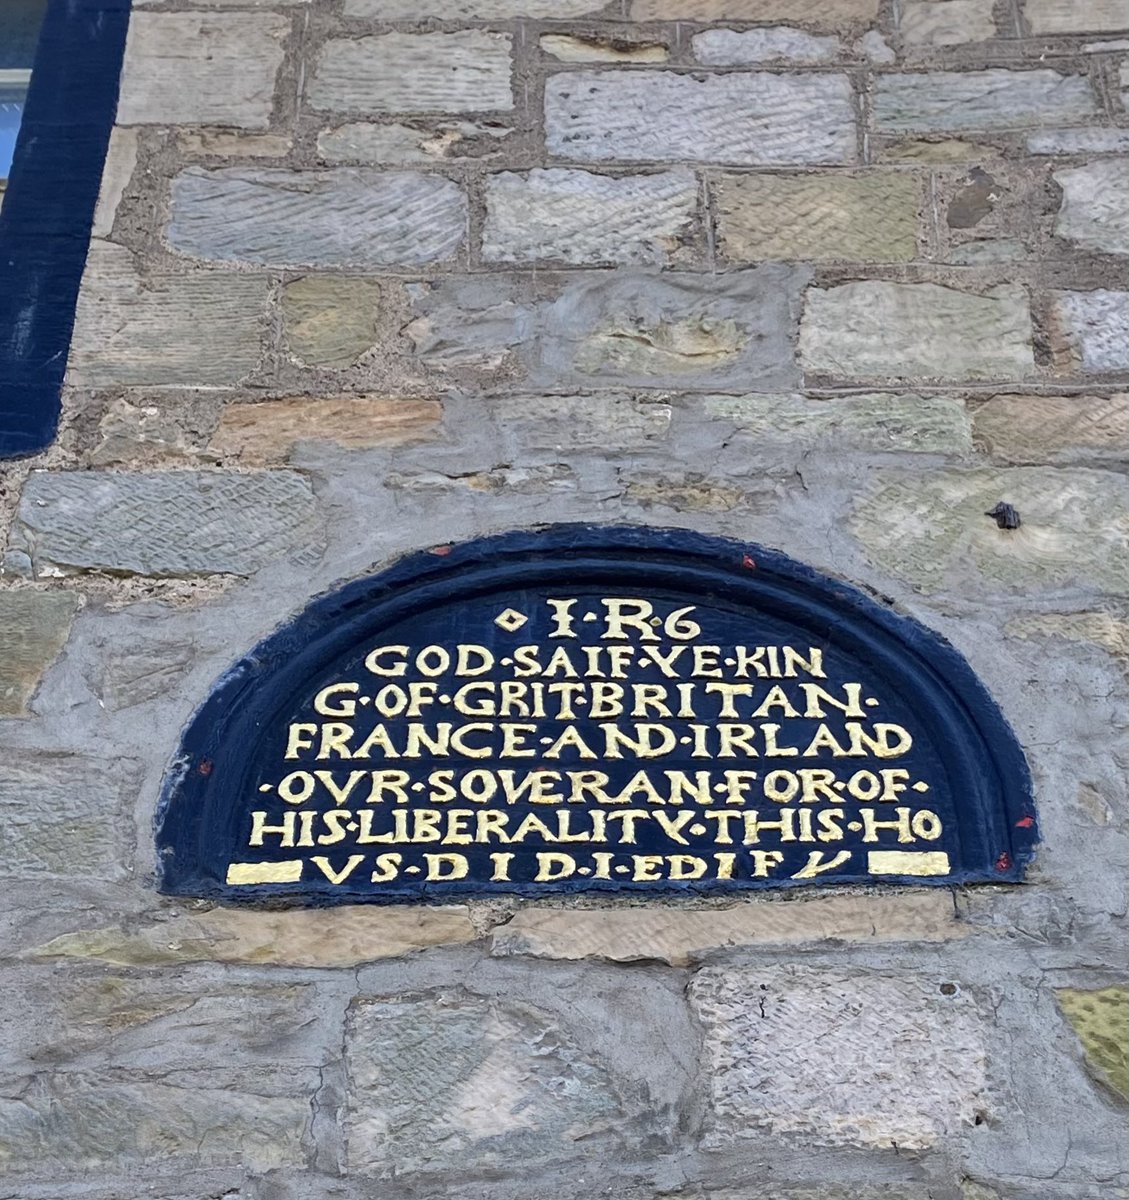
(1056, 985, 1129, 1102)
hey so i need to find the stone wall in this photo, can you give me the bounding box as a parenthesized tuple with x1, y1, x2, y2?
(1, 0, 1127, 1196)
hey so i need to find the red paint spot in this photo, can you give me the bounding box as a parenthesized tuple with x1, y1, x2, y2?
(430, 545, 452, 556)
(197, 759, 213, 777)
(1015, 815, 1035, 828)
(742, 554, 756, 569)
(994, 852, 1012, 872)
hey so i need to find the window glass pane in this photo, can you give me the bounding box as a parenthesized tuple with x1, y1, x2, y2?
(0, 0, 49, 181)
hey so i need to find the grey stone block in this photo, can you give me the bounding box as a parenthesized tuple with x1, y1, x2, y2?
(117, 12, 287, 130)
(874, 69, 1096, 132)
(0, 591, 80, 716)
(799, 280, 1033, 381)
(68, 243, 267, 387)
(308, 32, 513, 114)
(12, 470, 322, 578)
(691, 966, 989, 1150)
(545, 69, 857, 165)
(1055, 159, 1129, 255)
(0, 752, 140, 880)
(167, 168, 466, 267)
(481, 168, 699, 265)
(1052, 289, 1129, 372)
(690, 27, 840, 63)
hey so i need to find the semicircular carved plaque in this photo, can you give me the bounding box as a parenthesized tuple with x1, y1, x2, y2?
(157, 526, 1037, 902)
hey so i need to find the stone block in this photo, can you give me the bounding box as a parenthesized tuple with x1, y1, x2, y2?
(1025, 0, 1129, 33)
(492, 893, 967, 966)
(318, 120, 513, 165)
(852, 466, 1129, 597)
(179, 130, 293, 158)
(973, 394, 1129, 463)
(345, 985, 679, 1176)
(345, 0, 605, 13)
(545, 70, 856, 166)
(900, 0, 996, 45)
(0, 591, 80, 716)
(1051, 289, 1129, 373)
(12, 470, 321, 578)
(91, 127, 138, 238)
(308, 32, 513, 114)
(624, 475, 774, 513)
(1028, 128, 1129, 153)
(117, 12, 287, 130)
(68, 243, 267, 387)
(873, 69, 1097, 133)
(536, 267, 809, 390)
(281, 276, 384, 366)
(1008, 611, 1129, 661)
(0, 752, 139, 880)
(800, 281, 1033, 381)
(716, 172, 918, 262)
(489, 394, 672, 448)
(167, 167, 466, 267)
(91, 395, 222, 466)
(691, 966, 989, 1149)
(482, 168, 698, 265)
(691, 27, 840, 63)
(403, 275, 529, 376)
(1056, 986, 1129, 1100)
(541, 34, 669, 62)
(0, 973, 336, 1091)
(704, 392, 972, 452)
(0, 1078, 308, 1171)
(31, 906, 477, 968)
(1054, 159, 1129, 255)
(210, 397, 442, 464)
(628, 0, 879, 25)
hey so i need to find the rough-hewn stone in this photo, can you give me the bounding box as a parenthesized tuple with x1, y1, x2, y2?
(1056, 986, 1129, 1100)
(545, 70, 856, 165)
(852, 467, 1129, 596)
(704, 392, 972, 452)
(900, 0, 996, 45)
(1028, 128, 1129, 154)
(90, 396, 221, 466)
(167, 168, 466, 267)
(179, 130, 293, 158)
(482, 168, 698, 265)
(1051, 289, 1129, 373)
(308, 32, 513, 114)
(1008, 610, 1129, 661)
(318, 120, 513, 164)
(536, 267, 809, 390)
(0, 1079, 308, 1171)
(716, 172, 918, 262)
(973, 394, 1129, 463)
(281, 276, 384, 366)
(1025, 0, 1129, 34)
(690, 27, 840, 63)
(489, 394, 672, 448)
(492, 894, 967, 965)
(117, 12, 287, 130)
(0, 753, 139, 880)
(210, 397, 442, 464)
(628, 0, 879, 25)
(91, 128, 138, 238)
(1054, 159, 1129, 255)
(0, 592, 80, 716)
(873, 69, 1097, 132)
(69, 243, 267, 387)
(541, 34, 669, 62)
(345, 988, 672, 1176)
(31, 906, 477, 968)
(692, 967, 989, 1149)
(800, 281, 1033, 381)
(12, 471, 321, 578)
(345, 0, 605, 13)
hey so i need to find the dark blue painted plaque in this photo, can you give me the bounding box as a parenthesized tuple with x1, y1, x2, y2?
(157, 527, 1037, 901)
